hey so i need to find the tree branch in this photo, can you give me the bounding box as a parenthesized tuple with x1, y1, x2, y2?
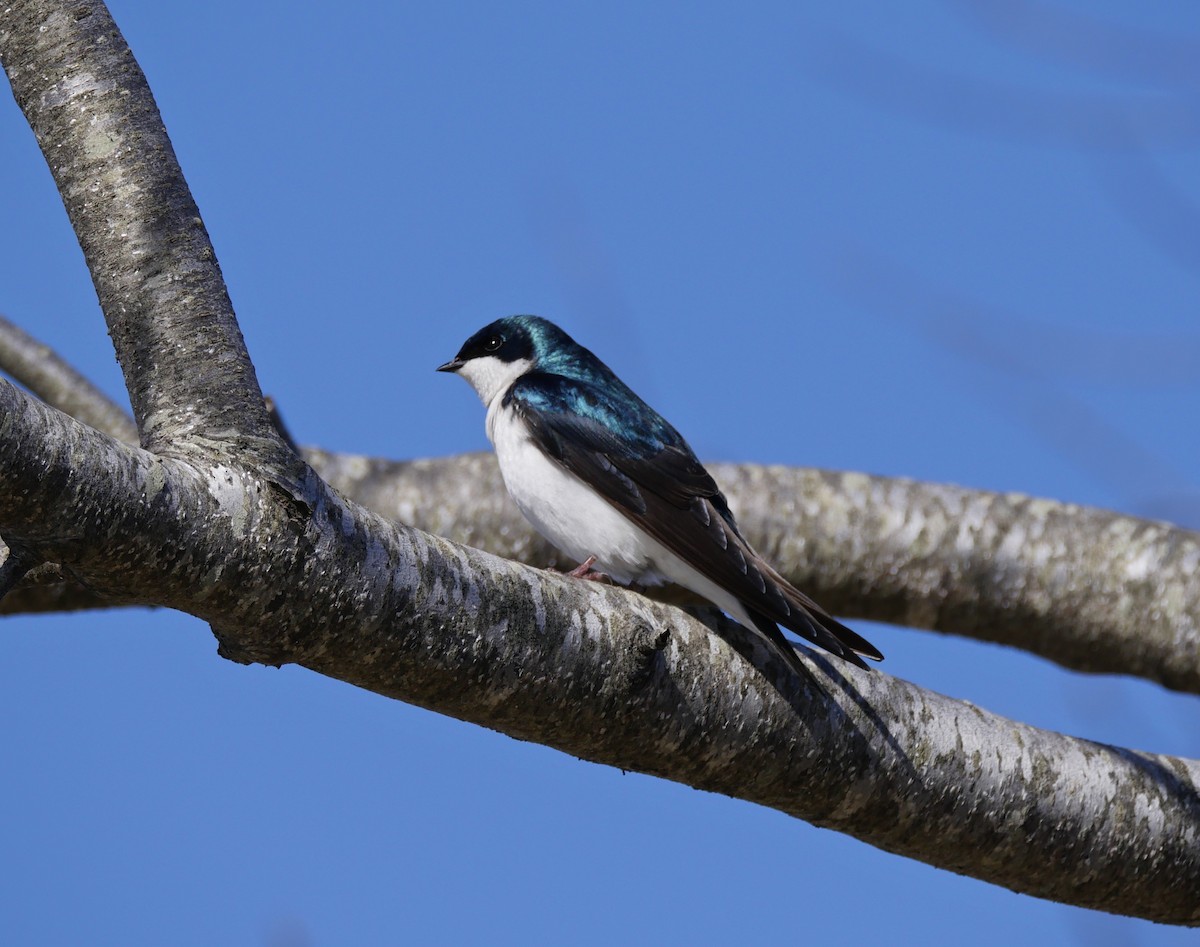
(6, 429, 1196, 697)
(0, 1, 282, 461)
(2, 302, 1189, 694)
(0, 312, 137, 442)
(0, 378, 1195, 924)
(305, 448, 1200, 695)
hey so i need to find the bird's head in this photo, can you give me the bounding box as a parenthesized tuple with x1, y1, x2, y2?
(438, 315, 571, 406)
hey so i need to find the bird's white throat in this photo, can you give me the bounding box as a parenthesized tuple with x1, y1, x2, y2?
(455, 355, 534, 412)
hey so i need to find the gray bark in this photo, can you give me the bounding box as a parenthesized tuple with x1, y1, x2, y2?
(309, 448, 1200, 694)
(1, 0, 1197, 925)
(12, 433, 1199, 699)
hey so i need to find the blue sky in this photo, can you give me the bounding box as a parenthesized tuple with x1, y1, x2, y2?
(2, 2, 1198, 944)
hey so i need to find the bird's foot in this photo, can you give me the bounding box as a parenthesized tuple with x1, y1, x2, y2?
(561, 555, 613, 583)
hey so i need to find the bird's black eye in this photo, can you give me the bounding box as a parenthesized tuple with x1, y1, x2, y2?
(483, 335, 503, 352)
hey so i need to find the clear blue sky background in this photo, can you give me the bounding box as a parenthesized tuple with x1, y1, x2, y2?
(2, 2, 1198, 944)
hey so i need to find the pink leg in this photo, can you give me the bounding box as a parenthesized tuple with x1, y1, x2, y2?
(563, 556, 612, 583)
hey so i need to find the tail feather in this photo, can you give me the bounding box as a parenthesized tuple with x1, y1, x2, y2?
(812, 611, 883, 663)
(748, 555, 883, 667)
(749, 605, 879, 672)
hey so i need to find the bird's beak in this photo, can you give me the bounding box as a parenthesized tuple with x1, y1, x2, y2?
(436, 358, 464, 373)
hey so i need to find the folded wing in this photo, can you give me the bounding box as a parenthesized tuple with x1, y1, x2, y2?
(507, 373, 883, 669)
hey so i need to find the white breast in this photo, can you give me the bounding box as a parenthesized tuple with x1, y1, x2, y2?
(488, 403, 660, 584)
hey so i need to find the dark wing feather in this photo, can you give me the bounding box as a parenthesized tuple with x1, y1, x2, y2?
(507, 374, 882, 669)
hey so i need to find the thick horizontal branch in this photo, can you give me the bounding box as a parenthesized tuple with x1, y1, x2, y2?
(0, 0, 282, 460)
(0, 380, 1194, 923)
(4, 412, 1195, 695)
(307, 449, 1200, 694)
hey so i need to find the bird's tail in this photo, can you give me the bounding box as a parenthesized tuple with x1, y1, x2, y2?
(749, 607, 879, 672)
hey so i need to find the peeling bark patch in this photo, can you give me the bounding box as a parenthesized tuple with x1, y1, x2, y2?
(205, 463, 249, 534)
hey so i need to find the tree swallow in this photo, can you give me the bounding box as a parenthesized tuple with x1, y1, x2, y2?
(438, 315, 882, 673)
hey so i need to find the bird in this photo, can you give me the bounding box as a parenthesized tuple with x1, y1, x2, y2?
(437, 315, 882, 673)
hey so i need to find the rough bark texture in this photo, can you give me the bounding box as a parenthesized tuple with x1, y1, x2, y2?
(306, 449, 1200, 694)
(14, 438, 1199, 699)
(2, 0, 1198, 926)
(0, 378, 1197, 923)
